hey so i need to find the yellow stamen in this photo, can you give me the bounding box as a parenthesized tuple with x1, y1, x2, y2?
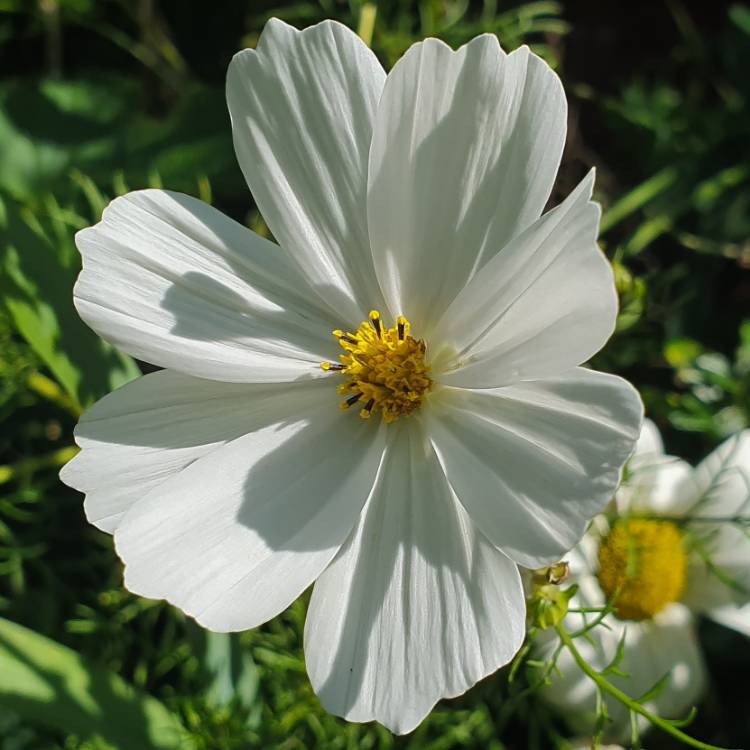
(320, 311, 432, 423)
(597, 518, 687, 621)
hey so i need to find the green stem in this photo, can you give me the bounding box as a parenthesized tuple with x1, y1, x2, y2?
(555, 623, 738, 750)
(0, 446, 79, 486)
(599, 167, 678, 235)
(26, 371, 81, 417)
(357, 3, 377, 47)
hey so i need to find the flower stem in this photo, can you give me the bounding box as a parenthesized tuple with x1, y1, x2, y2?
(554, 622, 738, 750)
(357, 3, 377, 47)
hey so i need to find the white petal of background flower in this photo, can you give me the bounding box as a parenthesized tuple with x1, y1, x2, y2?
(544, 603, 706, 740)
(616, 454, 695, 516)
(540, 539, 706, 741)
(427, 368, 642, 568)
(633, 417, 665, 457)
(615, 419, 697, 516)
(113, 384, 386, 632)
(618, 606, 708, 728)
(684, 431, 750, 612)
(61, 371, 330, 532)
(367, 34, 566, 333)
(304, 424, 525, 734)
(227, 18, 387, 323)
(434, 172, 616, 388)
(75, 190, 337, 382)
(706, 602, 750, 638)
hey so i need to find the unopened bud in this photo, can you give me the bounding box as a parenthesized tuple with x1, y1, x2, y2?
(528, 583, 578, 629)
(531, 561, 570, 586)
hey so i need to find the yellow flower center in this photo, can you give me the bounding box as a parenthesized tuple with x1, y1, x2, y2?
(321, 310, 432, 422)
(597, 518, 687, 621)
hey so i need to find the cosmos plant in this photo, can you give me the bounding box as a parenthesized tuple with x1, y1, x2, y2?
(535, 421, 750, 748)
(61, 17, 650, 736)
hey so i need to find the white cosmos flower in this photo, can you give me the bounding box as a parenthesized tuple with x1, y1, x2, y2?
(541, 420, 750, 739)
(60, 18, 643, 734)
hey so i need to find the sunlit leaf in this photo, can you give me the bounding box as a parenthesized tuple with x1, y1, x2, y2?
(0, 617, 192, 750)
(0, 195, 140, 408)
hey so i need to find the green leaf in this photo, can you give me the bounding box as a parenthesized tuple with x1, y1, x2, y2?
(203, 631, 261, 729)
(601, 629, 630, 678)
(664, 337, 703, 368)
(636, 670, 671, 704)
(0, 617, 192, 750)
(692, 165, 748, 212)
(729, 4, 750, 36)
(736, 319, 750, 376)
(0, 76, 240, 204)
(0, 77, 142, 200)
(0, 195, 140, 409)
(599, 167, 678, 235)
(665, 705, 699, 729)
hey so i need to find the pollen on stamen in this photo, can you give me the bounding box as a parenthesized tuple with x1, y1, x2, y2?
(360, 398, 375, 419)
(332, 329, 357, 345)
(396, 315, 409, 341)
(369, 310, 382, 338)
(340, 393, 362, 411)
(321, 311, 432, 423)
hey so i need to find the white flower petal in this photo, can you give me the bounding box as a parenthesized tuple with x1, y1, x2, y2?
(113, 389, 386, 632)
(60, 370, 327, 533)
(304, 424, 525, 734)
(434, 172, 616, 388)
(706, 602, 750, 638)
(616, 419, 698, 515)
(683, 431, 750, 611)
(616, 455, 695, 516)
(367, 35, 566, 332)
(427, 368, 642, 568)
(634, 418, 665, 458)
(75, 190, 336, 382)
(227, 19, 386, 322)
(542, 604, 706, 741)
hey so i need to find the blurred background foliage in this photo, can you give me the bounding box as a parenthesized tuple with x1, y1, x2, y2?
(0, 0, 748, 748)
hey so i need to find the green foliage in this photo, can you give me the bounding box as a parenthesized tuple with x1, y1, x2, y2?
(0, 188, 140, 409)
(0, 617, 191, 750)
(0, 1, 749, 748)
(657, 328, 750, 438)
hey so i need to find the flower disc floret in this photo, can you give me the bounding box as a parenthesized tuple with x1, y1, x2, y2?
(597, 518, 687, 621)
(322, 311, 432, 422)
